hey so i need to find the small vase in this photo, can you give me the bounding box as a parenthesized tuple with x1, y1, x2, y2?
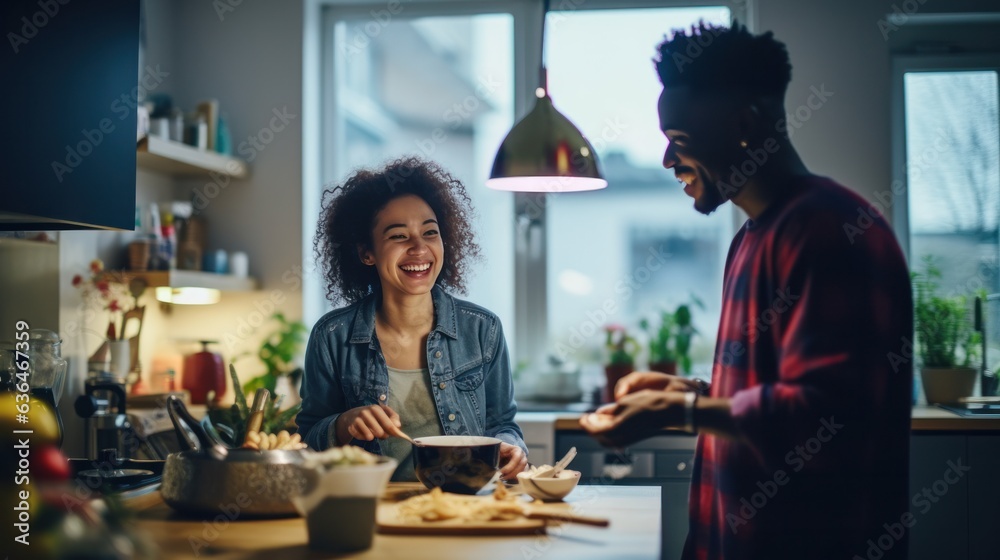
(108, 339, 131, 382)
(649, 361, 678, 375)
(603, 364, 635, 404)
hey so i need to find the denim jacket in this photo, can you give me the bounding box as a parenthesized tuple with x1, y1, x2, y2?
(297, 286, 526, 457)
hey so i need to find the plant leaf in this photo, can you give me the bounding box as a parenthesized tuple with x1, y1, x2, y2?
(230, 363, 249, 418)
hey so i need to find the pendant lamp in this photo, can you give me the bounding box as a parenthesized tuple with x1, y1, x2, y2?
(486, 0, 607, 192)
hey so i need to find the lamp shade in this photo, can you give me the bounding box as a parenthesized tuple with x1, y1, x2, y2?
(487, 92, 607, 192)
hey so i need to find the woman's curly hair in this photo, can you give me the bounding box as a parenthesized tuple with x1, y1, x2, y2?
(315, 156, 482, 305)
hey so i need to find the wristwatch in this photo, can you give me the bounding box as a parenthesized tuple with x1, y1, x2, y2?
(683, 391, 698, 433)
(692, 378, 710, 396)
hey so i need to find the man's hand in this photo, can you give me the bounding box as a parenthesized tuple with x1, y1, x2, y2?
(614, 371, 704, 400)
(498, 442, 527, 479)
(580, 390, 687, 448)
(335, 404, 404, 444)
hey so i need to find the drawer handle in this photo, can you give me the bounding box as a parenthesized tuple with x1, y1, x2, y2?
(676, 462, 686, 471)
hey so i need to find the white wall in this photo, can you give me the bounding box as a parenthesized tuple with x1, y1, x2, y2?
(756, 0, 893, 209)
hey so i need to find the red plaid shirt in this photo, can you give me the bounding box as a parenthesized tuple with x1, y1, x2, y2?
(684, 177, 913, 560)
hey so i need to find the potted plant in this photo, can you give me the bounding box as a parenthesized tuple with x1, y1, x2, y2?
(603, 324, 639, 403)
(242, 312, 308, 407)
(913, 257, 980, 404)
(639, 298, 703, 376)
(207, 365, 302, 446)
(208, 313, 308, 444)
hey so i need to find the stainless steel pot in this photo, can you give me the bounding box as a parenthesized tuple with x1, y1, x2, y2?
(160, 396, 306, 517)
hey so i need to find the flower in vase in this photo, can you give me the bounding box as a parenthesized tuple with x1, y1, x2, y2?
(71, 259, 134, 340)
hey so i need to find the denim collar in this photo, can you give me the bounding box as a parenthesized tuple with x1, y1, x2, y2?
(349, 285, 458, 343)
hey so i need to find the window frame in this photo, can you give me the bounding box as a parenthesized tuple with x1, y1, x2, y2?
(304, 0, 749, 374)
(890, 53, 1000, 262)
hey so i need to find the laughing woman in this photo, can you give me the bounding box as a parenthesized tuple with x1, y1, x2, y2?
(296, 157, 528, 481)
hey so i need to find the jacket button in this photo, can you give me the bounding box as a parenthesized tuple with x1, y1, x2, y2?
(439, 382, 446, 389)
(379, 394, 386, 401)
(448, 413, 456, 421)
(434, 351, 442, 359)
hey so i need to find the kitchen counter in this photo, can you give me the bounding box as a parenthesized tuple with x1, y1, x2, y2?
(539, 405, 1000, 432)
(131, 484, 660, 559)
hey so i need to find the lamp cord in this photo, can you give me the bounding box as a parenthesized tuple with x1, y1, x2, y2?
(539, 0, 550, 91)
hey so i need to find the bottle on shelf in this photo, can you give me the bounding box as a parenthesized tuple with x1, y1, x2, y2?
(160, 211, 177, 270)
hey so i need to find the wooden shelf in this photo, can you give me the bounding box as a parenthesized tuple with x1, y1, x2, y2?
(121, 269, 257, 292)
(136, 136, 248, 178)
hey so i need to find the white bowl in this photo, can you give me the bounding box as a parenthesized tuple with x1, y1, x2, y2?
(516, 469, 581, 501)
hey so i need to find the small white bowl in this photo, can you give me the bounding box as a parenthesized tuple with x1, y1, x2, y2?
(516, 469, 581, 502)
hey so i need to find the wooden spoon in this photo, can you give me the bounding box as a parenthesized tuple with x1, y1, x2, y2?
(524, 509, 610, 527)
(396, 429, 424, 446)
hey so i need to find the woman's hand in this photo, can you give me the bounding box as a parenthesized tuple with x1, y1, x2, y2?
(498, 442, 528, 479)
(614, 371, 705, 400)
(335, 404, 403, 444)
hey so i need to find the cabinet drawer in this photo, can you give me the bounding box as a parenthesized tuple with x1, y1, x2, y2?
(655, 451, 696, 479)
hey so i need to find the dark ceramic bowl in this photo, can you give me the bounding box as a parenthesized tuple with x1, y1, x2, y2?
(412, 435, 501, 494)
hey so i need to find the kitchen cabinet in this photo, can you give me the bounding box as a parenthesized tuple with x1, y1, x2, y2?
(909, 434, 970, 559)
(557, 430, 697, 560)
(967, 435, 1000, 560)
(909, 433, 1000, 560)
(1, 0, 139, 230)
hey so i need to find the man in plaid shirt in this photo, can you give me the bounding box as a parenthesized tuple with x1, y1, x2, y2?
(581, 23, 913, 560)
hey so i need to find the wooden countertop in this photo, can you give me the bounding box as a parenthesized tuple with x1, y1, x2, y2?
(547, 406, 1000, 432)
(131, 484, 660, 559)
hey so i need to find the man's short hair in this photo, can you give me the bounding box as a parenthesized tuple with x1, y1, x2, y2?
(654, 21, 792, 99)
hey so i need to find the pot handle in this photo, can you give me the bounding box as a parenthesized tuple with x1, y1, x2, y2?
(167, 395, 212, 453)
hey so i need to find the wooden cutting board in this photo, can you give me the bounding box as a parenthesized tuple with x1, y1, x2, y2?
(376, 496, 547, 536)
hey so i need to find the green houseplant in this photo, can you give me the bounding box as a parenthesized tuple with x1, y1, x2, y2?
(639, 297, 704, 376)
(242, 312, 308, 397)
(912, 256, 980, 404)
(207, 313, 307, 445)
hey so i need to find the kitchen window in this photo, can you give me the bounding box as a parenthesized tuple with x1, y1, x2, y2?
(891, 56, 1000, 379)
(307, 1, 741, 398)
